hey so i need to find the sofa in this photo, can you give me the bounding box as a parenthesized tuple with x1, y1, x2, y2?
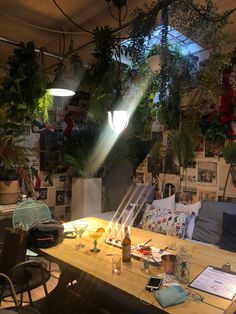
(98, 186, 236, 253)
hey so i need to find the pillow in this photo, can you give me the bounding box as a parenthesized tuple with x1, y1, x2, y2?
(185, 214, 197, 240)
(176, 201, 201, 216)
(176, 202, 201, 240)
(139, 206, 191, 239)
(192, 201, 236, 245)
(152, 194, 176, 211)
(219, 213, 236, 252)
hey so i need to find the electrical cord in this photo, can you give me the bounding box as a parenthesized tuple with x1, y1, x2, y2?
(52, 0, 94, 35)
(0, 10, 86, 35)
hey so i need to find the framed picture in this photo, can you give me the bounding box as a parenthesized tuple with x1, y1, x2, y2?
(197, 161, 217, 185)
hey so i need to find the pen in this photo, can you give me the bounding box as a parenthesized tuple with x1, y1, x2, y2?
(141, 239, 152, 249)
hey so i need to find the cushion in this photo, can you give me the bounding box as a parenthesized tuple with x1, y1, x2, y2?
(152, 194, 176, 211)
(139, 205, 191, 239)
(219, 212, 236, 252)
(192, 201, 236, 245)
(176, 201, 201, 216)
(176, 202, 201, 240)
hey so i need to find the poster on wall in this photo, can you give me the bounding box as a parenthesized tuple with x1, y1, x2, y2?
(197, 161, 217, 185)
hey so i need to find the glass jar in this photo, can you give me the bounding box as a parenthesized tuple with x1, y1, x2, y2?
(176, 250, 192, 284)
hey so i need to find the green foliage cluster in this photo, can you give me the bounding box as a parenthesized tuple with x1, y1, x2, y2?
(0, 42, 51, 121)
(63, 119, 100, 177)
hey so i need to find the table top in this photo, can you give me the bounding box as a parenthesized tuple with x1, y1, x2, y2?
(34, 217, 236, 314)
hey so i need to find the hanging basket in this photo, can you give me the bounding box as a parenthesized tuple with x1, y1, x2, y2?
(147, 55, 161, 73)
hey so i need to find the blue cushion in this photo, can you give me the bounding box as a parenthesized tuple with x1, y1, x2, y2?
(192, 201, 236, 244)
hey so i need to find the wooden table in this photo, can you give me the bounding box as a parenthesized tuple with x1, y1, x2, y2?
(34, 217, 236, 314)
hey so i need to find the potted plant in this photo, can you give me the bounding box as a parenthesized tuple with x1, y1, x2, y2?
(63, 119, 103, 219)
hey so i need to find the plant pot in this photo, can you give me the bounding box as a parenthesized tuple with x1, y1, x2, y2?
(147, 55, 161, 73)
(0, 180, 20, 205)
(71, 178, 102, 219)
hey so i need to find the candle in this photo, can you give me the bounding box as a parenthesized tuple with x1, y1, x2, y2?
(128, 225, 131, 237)
(121, 223, 125, 240)
(115, 221, 118, 238)
(108, 221, 112, 239)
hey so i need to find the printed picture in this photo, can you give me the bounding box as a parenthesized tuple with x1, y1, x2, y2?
(197, 161, 217, 184)
(198, 190, 217, 201)
(205, 140, 224, 158)
(56, 190, 65, 206)
(35, 188, 48, 200)
(178, 188, 198, 204)
(195, 136, 204, 153)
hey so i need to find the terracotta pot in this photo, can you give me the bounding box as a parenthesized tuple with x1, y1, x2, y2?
(0, 180, 20, 205)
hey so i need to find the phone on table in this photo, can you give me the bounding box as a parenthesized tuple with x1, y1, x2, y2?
(145, 276, 162, 291)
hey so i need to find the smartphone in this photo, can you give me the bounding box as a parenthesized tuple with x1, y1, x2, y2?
(145, 277, 162, 291)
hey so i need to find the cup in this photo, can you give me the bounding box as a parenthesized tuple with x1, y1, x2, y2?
(140, 253, 151, 273)
(112, 256, 121, 274)
(161, 254, 177, 275)
(176, 251, 192, 284)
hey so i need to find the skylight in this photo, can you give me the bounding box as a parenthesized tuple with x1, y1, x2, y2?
(147, 26, 202, 55)
(119, 26, 202, 65)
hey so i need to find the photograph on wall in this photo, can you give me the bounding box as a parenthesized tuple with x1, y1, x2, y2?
(204, 140, 224, 158)
(35, 188, 48, 200)
(56, 190, 65, 206)
(198, 189, 217, 201)
(197, 161, 217, 184)
(178, 187, 197, 204)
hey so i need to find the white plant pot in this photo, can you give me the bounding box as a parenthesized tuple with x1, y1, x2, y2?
(71, 178, 102, 220)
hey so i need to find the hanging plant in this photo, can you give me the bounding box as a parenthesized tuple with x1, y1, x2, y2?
(0, 41, 49, 121)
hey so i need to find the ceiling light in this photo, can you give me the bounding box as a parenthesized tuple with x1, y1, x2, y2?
(108, 110, 128, 134)
(48, 66, 75, 97)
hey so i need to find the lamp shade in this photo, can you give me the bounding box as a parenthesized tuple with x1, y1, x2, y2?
(108, 110, 128, 134)
(48, 69, 75, 97)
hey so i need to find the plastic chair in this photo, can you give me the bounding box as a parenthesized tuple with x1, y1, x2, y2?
(12, 201, 51, 231)
(12, 201, 51, 261)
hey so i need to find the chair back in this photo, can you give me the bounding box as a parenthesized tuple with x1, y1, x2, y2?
(12, 200, 51, 231)
(0, 228, 27, 276)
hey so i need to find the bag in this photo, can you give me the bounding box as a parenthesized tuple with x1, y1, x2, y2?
(28, 219, 64, 248)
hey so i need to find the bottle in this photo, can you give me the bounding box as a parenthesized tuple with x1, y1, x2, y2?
(122, 226, 131, 262)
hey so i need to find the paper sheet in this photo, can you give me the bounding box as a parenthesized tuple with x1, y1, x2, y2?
(189, 266, 236, 300)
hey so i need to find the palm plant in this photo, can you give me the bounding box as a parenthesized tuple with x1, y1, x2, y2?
(169, 128, 197, 192)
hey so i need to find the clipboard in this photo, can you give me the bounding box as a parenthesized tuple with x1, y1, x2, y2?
(189, 265, 236, 300)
